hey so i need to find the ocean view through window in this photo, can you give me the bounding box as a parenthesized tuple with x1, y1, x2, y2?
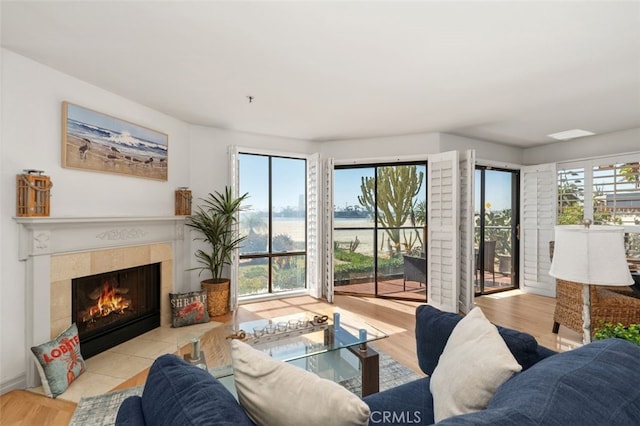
(334, 162, 427, 301)
(238, 153, 307, 297)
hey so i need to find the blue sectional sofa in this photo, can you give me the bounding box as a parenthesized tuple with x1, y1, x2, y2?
(116, 354, 255, 425)
(363, 305, 640, 425)
(116, 305, 640, 425)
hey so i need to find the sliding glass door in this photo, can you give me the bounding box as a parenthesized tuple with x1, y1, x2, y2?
(333, 162, 427, 301)
(474, 167, 519, 295)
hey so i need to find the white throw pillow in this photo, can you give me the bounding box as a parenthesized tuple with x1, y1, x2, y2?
(231, 339, 370, 426)
(429, 307, 522, 422)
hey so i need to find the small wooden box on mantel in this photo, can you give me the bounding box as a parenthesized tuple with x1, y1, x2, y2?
(16, 170, 52, 217)
(175, 187, 192, 216)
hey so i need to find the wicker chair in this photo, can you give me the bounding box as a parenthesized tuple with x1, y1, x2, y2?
(552, 280, 640, 337)
(550, 240, 640, 337)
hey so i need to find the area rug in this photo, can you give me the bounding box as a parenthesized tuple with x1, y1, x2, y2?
(69, 349, 422, 425)
(69, 386, 143, 426)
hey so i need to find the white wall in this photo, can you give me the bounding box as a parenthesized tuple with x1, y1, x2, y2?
(320, 132, 441, 162)
(439, 133, 524, 165)
(523, 127, 640, 165)
(0, 7, 7, 394)
(0, 49, 191, 392)
(320, 131, 525, 165)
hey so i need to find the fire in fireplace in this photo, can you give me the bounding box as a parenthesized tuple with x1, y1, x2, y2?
(72, 263, 160, 358)
(81, 279, 131, 324)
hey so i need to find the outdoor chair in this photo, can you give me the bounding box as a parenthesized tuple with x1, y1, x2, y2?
(403, 254, 426, 290)
(475, 240, 496, 284)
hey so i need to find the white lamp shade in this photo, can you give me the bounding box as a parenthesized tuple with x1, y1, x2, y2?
(549, 225, 633, 286)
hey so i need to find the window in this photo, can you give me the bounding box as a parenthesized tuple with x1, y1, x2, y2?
(474, 167, 519, 295)
(238, 153, 307, 296)
(333, 162, 427, 301)
(557, 156, 640, 259)
(557, 167, 585, 225)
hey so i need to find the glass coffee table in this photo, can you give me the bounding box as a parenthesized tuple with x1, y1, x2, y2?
(176, 311, 388, 396)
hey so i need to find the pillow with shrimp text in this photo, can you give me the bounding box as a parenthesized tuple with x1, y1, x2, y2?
(30, 323, 86, 398)
(170, 290, 209, 327)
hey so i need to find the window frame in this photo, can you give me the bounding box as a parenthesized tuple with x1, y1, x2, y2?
(333, 160, 428, 301)
(236, 149, 313, 300)
(557, 153, 640, 260)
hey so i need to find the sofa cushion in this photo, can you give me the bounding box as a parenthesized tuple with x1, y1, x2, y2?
(433, 407, 537, 425)
(486, 338, 640, 425)
(415, 305, 551, 375)
(116, 395, 146, 425)
(363, 376, 434, 425)
(136, 354, 253, 425)
(430, 307, 522, 422)
(231, 339, 370, 426)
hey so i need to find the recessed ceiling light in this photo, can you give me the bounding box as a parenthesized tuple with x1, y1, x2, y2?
(547, 129, 596, 141)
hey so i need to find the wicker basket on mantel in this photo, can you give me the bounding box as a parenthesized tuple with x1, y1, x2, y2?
(201, 279, 230, 317)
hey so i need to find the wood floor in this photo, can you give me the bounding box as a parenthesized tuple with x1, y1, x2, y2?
(0, 290, 578, 425)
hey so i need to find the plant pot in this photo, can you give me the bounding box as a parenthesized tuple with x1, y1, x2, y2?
(201, 278, 230, 317)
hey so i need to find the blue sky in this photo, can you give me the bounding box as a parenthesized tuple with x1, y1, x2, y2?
(239, 154, 305, 211)
(334, 168, 375, 209)
(475, 169, 513, 212)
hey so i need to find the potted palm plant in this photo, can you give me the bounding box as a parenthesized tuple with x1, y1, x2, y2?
(186, 186, 248, 316)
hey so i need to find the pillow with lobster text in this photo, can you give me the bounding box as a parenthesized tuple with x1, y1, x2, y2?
(30, 323, 86, 398)
(170, 290, 210, 327)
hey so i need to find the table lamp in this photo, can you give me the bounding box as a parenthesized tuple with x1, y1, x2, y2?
(549, 221, 633, 344)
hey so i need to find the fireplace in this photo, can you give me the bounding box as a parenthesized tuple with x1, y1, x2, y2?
(17, 216, 186, 388)
(72, 263, 161, 359)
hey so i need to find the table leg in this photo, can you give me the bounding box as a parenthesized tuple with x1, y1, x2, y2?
(348, 344, 379, 396)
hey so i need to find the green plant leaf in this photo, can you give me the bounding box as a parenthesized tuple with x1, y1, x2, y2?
(186, 186, 249, 280)
(594, 322, 640, 346)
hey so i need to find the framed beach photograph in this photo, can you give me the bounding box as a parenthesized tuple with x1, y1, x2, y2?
(62, 102, 168, 181)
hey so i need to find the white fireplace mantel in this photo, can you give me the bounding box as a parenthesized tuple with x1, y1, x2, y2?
(16, 216, 187, 260)
(15, 216, 189, 388)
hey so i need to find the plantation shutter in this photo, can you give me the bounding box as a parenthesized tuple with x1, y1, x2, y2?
(427, 150, 459, 313)
(520, 163, 556, 297)
(228, 145, 240, 310)
(322, 157, 335, 302)
(458, 150, 475, 313)
(306, 153, 321, 298)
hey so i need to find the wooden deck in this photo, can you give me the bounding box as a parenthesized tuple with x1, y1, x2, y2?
(335, 277, 427, 300)
(335, 271, 517, 300)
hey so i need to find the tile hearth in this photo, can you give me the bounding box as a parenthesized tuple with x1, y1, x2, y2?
(30, 321, 221, 403)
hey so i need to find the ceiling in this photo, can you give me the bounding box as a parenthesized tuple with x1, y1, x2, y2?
(2, 1, 639, 148)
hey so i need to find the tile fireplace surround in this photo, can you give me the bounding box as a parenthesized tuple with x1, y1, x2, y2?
(16, 216, 189, 391)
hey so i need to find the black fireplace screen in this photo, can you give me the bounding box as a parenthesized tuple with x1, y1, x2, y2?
(72, 263, 160, 358)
